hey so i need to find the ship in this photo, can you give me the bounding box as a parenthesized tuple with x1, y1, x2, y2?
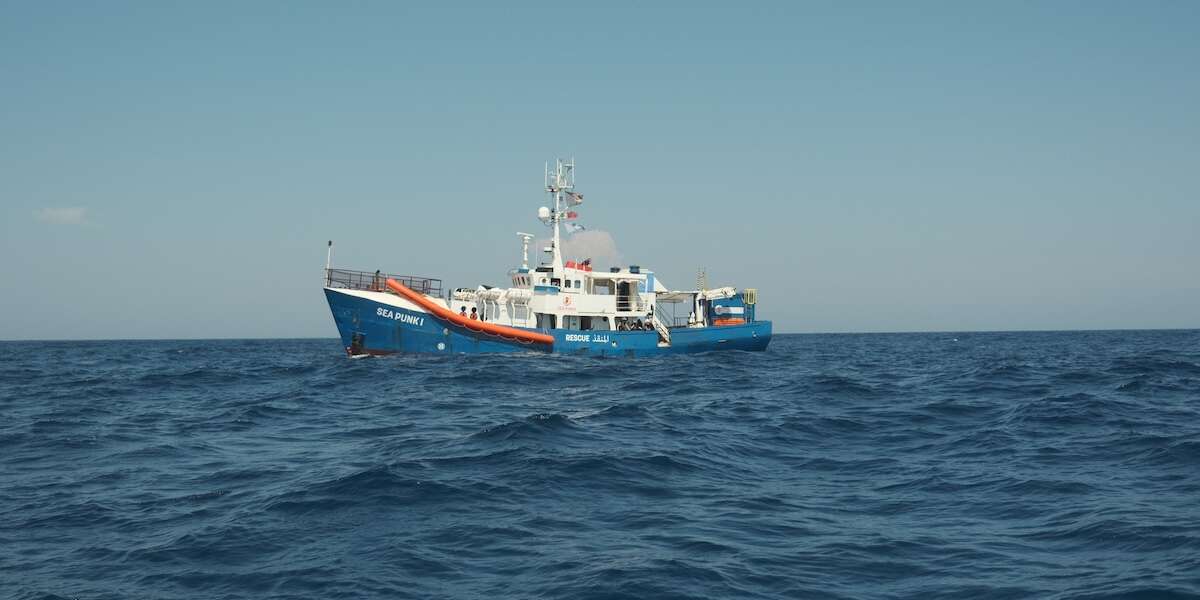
(323, 159, 771, 357)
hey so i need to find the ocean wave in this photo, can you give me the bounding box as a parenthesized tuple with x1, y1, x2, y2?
(469, 412, 579, 442)
(263, 465, 491, 515)
(3, 332, 1200, 599)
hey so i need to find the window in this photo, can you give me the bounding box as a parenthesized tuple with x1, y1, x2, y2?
(564, 280, 572, 288)
(551, 278, 561, 286)
(575, 280, 581, 289)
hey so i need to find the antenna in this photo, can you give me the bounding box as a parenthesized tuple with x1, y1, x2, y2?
(516, 232, 534, 269)
(697, 267, 708, 291)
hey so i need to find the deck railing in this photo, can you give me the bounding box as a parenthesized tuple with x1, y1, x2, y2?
(656, 301, 692, 328)
(325, 268, 443, 296)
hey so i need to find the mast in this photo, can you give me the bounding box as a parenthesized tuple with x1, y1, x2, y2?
(545, 158, 575, 275)
(552, 164, 562, 271)
(516, 232, 534, 269)
(325, 240, 333, 286)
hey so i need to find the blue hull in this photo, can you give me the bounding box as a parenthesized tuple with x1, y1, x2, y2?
(325, 288, 771, 357)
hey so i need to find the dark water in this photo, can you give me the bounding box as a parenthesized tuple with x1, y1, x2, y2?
(2, 331, 1199, 600)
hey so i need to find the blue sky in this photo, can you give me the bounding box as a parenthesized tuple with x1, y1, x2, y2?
(2, 2, 1197, 339)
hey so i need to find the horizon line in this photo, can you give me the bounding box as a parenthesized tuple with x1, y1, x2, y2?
(2, 326, 1197, 343)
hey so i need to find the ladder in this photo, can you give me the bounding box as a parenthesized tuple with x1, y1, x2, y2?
(651, 312, 671, 346)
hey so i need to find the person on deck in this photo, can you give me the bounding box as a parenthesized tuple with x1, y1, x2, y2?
(459, 306, 468, 317)
(470, 307, 478, 320)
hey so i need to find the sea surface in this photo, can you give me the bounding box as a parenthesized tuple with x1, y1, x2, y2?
(2, 331, 1199, 599)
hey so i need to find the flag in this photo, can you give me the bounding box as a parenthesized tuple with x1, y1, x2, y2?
(565, 211, 578, 220)
(564, 222, 586, 234)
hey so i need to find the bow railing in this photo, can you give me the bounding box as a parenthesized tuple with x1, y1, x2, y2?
(324, 268, 442, 296)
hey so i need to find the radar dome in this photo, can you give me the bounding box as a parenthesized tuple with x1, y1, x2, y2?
(537, 206, 551, 220)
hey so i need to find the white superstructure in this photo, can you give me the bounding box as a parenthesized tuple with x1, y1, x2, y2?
(439, 159, 753, 346)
